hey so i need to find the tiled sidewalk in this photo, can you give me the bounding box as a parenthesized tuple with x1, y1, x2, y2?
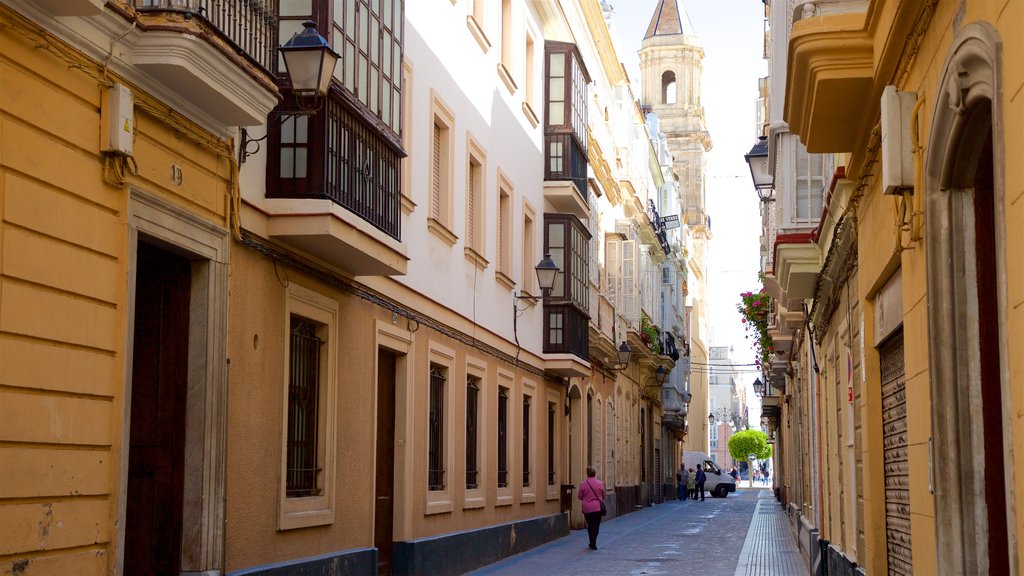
(733, 490, 807, 576)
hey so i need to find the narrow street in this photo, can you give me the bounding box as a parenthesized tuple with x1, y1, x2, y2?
(467, 490, 807, 576)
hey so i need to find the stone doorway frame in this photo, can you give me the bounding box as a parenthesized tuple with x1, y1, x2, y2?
(118, 189, 229, 575)
(924, 21, 1015, 576)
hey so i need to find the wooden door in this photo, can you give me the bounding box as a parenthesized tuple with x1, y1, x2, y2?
(375, 350, 397, 575)
(125, 241, 191, 575)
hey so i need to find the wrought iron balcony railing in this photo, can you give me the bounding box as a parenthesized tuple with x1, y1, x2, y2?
(137, 0, 278, 72)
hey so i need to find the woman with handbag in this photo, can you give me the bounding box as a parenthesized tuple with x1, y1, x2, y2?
(577, 466, 606, 550)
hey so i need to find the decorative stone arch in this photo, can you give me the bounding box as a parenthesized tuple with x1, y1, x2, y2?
(925, 21, 1014, 576)
(661, 69, 677, 104)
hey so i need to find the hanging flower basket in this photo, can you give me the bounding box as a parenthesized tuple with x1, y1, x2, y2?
(737, 288, 774, 367)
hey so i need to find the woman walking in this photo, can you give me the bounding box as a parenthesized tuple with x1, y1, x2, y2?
(577, 467, 606, 550)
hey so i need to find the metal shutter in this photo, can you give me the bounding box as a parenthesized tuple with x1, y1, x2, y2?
(880, 332, 911, 575)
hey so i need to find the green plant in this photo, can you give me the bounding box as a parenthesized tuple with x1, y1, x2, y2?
(640, 312, 661, 355)
(728, 429, 773, 462)
(737, 287, 774, 367)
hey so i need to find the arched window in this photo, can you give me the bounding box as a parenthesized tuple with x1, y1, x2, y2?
(661, 70, 677, 105)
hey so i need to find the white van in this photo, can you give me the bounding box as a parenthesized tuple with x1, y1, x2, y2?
(682, 451, 737, 498)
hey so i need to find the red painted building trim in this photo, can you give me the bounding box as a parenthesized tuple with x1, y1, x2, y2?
(773, 231, 817, 271)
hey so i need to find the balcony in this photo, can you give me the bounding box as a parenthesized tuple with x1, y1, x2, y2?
(784, 2, 872, 153)
(543, 304, 590, 377)
(773, 231, 820, 301)
(265, 98, 407, 277)
(544, 133, 589, 220)
(132, 0, 280, 127)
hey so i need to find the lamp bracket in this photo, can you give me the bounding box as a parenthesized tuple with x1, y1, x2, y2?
(239, 107, 321, 165)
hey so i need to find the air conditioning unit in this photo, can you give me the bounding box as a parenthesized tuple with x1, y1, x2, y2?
(880, 86, 916, 195)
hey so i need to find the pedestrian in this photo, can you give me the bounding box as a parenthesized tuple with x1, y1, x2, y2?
(687, 467, 696, 500)
(729, 466, 739, 482)
(577, 466, 606, 550)
(677, 464, 689, 501)
(694, 464, 707, 501)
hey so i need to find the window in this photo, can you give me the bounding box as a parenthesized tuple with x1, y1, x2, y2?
(330, 0, 404, 134)
(544, 214, 591, 358)
(428, 363, 446, 491)
(466, 137, 486, 263)
(279, 115, 309, 179)
(547, 402, 556, 485)
(497, 0, 516, 91)
(522, 205, 536, 295)
(522, 395, 531, 487)
(466, 0, 490, 51)
(400, 61, 414, 214)
(466, 376, 480, 489)
(498, 181, 512, 277)
(606, 233, 639, 322)
(662, 70, 677, 104)
(287, 316, 322, 498)
(498, 386, 509, 488)
(544, 42, 589, 196)
(277, 1, 313, 74)
(523, 32, 538, 125)
(586, 393, 594, 467)
(279, 285, 337, 529)
(794, 144, 826, 223)
(428, 94, 457, 244)
(639, 408, 646, 482)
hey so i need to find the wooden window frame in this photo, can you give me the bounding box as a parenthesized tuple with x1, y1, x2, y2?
(465, 135, 488, 268)
(428, 91, 457, 245)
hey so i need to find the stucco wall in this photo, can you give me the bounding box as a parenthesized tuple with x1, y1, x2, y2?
(0, 5, 232, 573)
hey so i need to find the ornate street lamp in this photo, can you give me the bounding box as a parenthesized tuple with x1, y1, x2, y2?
(744, 135, 774, 202)
(280, 20, 340, 99)
(752, 378, 765, 397)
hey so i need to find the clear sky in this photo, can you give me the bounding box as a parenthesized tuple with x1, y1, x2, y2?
(607, 0, 767, 377)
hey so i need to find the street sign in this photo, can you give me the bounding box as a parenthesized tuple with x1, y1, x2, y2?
(661, 214, 680, 229)
(748, 453, 757, 460)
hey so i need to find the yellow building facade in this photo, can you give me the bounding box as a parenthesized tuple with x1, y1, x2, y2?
(777, 0, 1023, 574)
(0, 2, 262, 573)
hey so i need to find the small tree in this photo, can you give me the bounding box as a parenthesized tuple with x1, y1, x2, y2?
(728, 429, 772, 464)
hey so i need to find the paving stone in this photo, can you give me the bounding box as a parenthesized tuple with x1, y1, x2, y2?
(465, 489, 809, 576)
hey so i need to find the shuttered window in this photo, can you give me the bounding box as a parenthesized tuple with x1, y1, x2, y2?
(431, 124, 442, 221)
(880, 332, 911, 575)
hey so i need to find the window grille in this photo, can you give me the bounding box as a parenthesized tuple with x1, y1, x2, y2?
(287, 316, 322, 497)
(428, 364, 446, 491)
(466, 377, 479, 489)
(498, 387, 509, 487)
(522, 396, 531, 487)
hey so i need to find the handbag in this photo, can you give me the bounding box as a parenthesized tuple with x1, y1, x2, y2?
(586, 479, 607, 516)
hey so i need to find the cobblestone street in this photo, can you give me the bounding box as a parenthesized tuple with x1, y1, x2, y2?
(466, 489, 806, 576)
